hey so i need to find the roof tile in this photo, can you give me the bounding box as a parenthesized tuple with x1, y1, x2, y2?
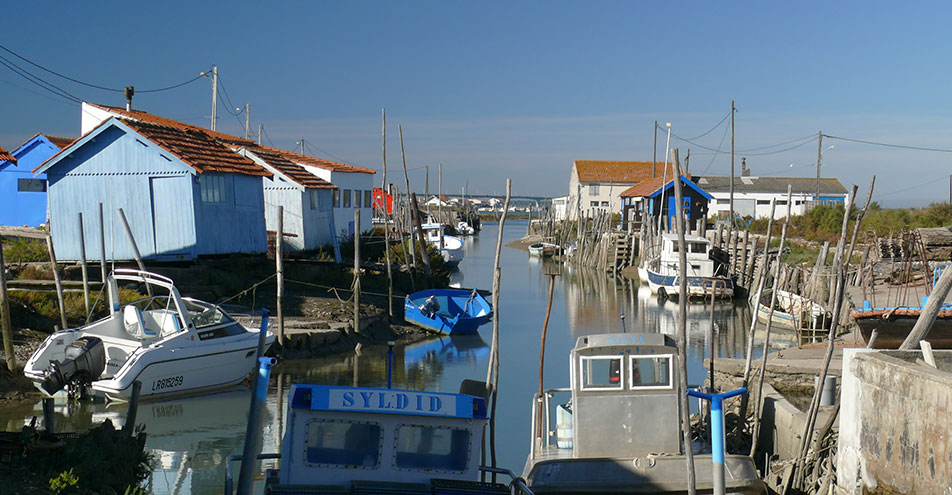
(575, 160, 672, 183)
(0, 145, 15, 164)
(241, 145, 336, 189)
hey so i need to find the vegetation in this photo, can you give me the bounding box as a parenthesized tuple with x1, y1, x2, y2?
(2, 237, 49, 263)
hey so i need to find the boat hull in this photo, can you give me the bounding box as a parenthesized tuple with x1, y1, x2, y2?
(646, 268, 734, 300)
(852, 309, 952, 348)
(404, 289, 492, 335)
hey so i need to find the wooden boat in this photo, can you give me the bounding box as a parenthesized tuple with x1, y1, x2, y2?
(404, 288, 493, 334)
(523, 333, 766, 494)
(422, 223, 465, 267)
(528, 242, 557, 257)
(645, 234, 734, 300)
(851, 300, 952, 348)
(752, 288, 831, 344)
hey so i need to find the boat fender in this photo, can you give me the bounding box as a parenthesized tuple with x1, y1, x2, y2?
(632, 456, 657, 469)
(420, 296, 440, 318)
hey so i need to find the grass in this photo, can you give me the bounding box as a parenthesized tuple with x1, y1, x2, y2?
(2, 237, 49, 263)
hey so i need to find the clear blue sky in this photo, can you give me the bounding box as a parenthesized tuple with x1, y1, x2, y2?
(3, 1, 951, 206)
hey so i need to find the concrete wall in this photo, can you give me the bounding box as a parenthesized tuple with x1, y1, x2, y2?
(838, 349, 952, 494)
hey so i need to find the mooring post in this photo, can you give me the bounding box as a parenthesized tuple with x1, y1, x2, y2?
(276, 206, 285, 346)
(122, 381, 142, 437)
(0, 234, 15, 372)
(78, 212, 90, 315)
(237, 310, 275, 495)
(46, 235, 68, 330)
(98, 203, 107, 283)
(687, 387, 748, 495)
(42, 397, 55, 434)
(353, 209, 361, 335)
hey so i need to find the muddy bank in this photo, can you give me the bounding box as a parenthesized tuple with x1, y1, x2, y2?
(506, 234, 543, 252)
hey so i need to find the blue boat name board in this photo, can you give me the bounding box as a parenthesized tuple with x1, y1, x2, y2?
(328, 389, 456, 416)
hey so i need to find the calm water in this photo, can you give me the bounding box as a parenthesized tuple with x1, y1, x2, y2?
(0, 220, 789, 494)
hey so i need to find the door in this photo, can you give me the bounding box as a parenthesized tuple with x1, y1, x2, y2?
(667, 196, 691, 230)
(151, 176, 196, 258)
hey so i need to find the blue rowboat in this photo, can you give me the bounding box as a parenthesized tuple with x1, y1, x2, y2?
(404, 289, 493, 335)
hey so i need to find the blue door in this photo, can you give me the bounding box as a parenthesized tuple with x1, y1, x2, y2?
(667, 196, 691, 230)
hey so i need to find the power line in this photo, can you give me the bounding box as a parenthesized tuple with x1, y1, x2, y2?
(682, 111, 732, 141)
(698, 113, 733, 175)
(0, 42, 206, 93)
(0, 54, 82, 103)
(823, 134, 952, 153)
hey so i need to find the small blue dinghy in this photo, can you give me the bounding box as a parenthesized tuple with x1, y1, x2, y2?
(404, 288, 493, 334)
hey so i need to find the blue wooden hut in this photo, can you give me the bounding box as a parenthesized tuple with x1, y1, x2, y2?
(34, 117, 271, 261)
(0, 134, 73, 227)
(237, 144, 339, 252)
(620, 174, 713, 231)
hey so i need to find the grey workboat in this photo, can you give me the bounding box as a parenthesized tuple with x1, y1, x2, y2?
(523, 333, 766, 494)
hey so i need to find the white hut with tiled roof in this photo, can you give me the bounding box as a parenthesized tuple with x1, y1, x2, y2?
(567, 160, 672, 220)
(280, 151, 376, 238)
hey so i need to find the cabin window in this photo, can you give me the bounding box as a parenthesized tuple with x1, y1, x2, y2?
(200, 174, 227, 204)
(309, 189, 319, 210)
(629, 355, 673, 389)
(689, 242, 706, 254)
(364, 190, 372, 208)
(579, 356, 624, 390)
(304, 420, 382, 468)
(343, 189, 352, 207)
(333, 189, 340, 207)
(589, 184, 599, 196)
(394, 425, 471, 472)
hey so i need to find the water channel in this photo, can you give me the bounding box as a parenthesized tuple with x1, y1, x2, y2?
(0, 219, 792, 494)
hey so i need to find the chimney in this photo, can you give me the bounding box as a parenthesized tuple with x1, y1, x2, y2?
(124, 86, 135, 111)
(741, 157, 750, 177)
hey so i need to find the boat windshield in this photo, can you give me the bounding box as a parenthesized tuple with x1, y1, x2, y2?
(629, 355, 673, 389)
(580, 356, 624, 390)
(395, 425, 470, 472)
(185, 300, 235, 329)
(305, 419, 382, 468)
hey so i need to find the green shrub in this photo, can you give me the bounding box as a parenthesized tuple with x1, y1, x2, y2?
(2, 237, 49, 263)
(49, 468, 79, 494)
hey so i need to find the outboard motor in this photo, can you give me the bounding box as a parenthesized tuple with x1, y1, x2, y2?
(419, 296, 441, 318)
(40, 336, 106, 396)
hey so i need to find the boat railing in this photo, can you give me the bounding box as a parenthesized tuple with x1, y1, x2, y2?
(112, 268, 176, 287)
(529, 388, 571, 459)
(479, 466, 536, 495)
(224, 452, 281, 494)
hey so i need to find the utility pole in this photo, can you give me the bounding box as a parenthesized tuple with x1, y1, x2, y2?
(729, 100, 735, 235)
(258, 124, 263, 146)
(652, 120, 658, 177)
(244, 103, 251, 140)
(816, 130, 823, 201)
(210, 65, 218, 132)
(301, 137, 306, 155)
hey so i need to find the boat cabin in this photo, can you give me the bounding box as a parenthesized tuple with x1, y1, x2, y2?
(566, 333, 681, 458)
(271, 384, 493, 493)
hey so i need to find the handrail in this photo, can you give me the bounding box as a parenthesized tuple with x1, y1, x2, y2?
(224, 453, 281, 494)
(479, 466, 535, 495)
(112, 268, 176, 286)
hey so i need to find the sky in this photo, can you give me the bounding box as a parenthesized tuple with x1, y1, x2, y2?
(2, 1, 952, 206)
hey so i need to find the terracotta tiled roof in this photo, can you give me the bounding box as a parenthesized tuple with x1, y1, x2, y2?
(242, 145, 336, 189)
(122, 119, 270, 177)
(275, 147, 376, 174)
(574, 160, 672, 183)
(620, 173, 695, 198)
(86, 102, 255, 145)
(0, 146, 15, 163)
(44, 135, 76, 150)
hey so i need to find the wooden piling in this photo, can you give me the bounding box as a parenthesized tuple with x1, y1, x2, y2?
(410, 193, 432, 278)
(486, 178, 511, 481)
(46, 235, 68, 330)
(740, 230, 750, 286)
(98, 203, 107, 283)
(353, 209, 361, 335)
(276, 206, 285, 345)
(43, 398, 55, 434)
(78, 212, 90, 315)
(122, 381, 142, 437)
(0, 234, 15, 372)
(117, 209, 147, 274)
(381, 108, 393, 319)
(398, 124, 416, 269)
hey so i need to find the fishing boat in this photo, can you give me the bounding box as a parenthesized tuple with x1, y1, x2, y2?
(752, 288, 831, 344)
(404, 288, 492, 335)
(851, 299, 952, 348)
(523, 332, 766, 494)
(528, 242, 558, 258)
(456, 221, 476, 235)
(423, 223, 465, 267)
(24, 269, 274, 400)
(645, 233, 734, 299)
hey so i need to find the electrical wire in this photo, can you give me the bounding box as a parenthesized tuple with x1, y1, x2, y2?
(697, 113, 733, 175)
(0, 42, 207, 94)
(823, 134, 952, 153)
(0, 54, 82, 103)
(682, 110, 732, 141)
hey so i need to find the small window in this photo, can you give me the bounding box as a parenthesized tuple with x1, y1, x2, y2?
(354, 190, 361, 209)
(589, 184, 599, 196)
(200, 174, 226, 204)
(600, 201, 609, 207)
(689, 242, 707, 254)
(305, 420, 381, 468)
(332, 189, 340, 207)
(394, 425, 470, 472)
(590, 201, 599, 207)
(309, 189, 319, 210)
(364, 190, 372, 208)
(777, 200, 787, 205)
(580, 356, 623, 390)
(716, 199, 729, 205)
(343, 189, 352, 208)
(630, 355, 673, 389)
(756, 200, 771, 205)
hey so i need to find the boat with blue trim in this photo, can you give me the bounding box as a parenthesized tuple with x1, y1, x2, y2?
(404, 288, 493, 335)
(645, 233, 734, 300)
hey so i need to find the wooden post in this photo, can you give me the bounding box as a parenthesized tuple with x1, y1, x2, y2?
(98, 203, 107, 283)
(382, 108, 393, 319)
(730, 229, 739, 274)
(43, 398, 55, 434)
(485, 178, 511, 482)
(410, 193, 432, 277)
(353, 209, 361, 335)
(122, 381, 142, 437)
(276, 206, 285, 346)
(398, 124, 416, 268)
(744, 236, 757, 288)
(537, 274, 556, 438)
(46, 235, 68, 330)
(740, 230, 750, 286)
(0, 234, 14, 372)
(671, 149, 697, 495)
(716, 224, 724, 249)
(117, 209, 147, 273)
(78, 213, 90, 315)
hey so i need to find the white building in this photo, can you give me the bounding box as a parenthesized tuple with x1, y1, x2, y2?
(567, 160, 672, 220)
(696, 176, 849, 220)
(551, 196, 568, 221)
(289, 153, 376, 237)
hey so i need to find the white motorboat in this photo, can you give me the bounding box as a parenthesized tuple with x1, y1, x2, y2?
(528, 242, 557, 257)
(422, 223, 464, 267)
(24, 269, 274, 400)
(456, 220, 475, 235)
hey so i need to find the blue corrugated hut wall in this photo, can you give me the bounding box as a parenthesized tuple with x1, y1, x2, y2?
(0, 136, 56, 227)
(264, 179, 306, 250)
(193, 172, 267, 255)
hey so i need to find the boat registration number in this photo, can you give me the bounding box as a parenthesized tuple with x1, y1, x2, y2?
(152, 375, 184, 391)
